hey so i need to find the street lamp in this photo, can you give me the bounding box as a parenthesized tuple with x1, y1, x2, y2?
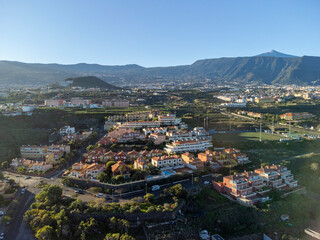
(191, 173, 194, 188)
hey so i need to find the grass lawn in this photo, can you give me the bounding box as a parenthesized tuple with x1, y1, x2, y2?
(213, 132, 283, 143)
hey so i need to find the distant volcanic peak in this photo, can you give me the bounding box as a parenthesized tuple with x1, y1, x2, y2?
(256, 50, 298, 58)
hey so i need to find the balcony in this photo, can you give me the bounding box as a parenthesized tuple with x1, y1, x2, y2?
(274, 183, 286, 189)
(238, 186, 253, 192)
(252, 182, 266, 189)
(241, 192, 257, 198)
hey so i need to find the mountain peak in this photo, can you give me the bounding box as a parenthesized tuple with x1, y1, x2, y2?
(256, 50, 298, 58)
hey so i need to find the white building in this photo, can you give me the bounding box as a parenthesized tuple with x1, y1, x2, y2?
(157, 114, 181, 126)
(164, 139, 213, 154)
(59, 126, 76, 135)
(151, 155, 183, 169)
(118, 121, 160, 129)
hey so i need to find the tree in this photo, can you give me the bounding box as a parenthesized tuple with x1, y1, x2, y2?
(164, 184, 187, 199)
(1, 215, 11, 224)
(77, 217, 97, 240)
(35, 185, 63, 205)
(86, 145, 94, 152)
(1, 161, 8, 169)
(36, 225, 56, 240)
(268, 189, 282, 201)
(104, 233, 135, 240)
(144, 193, 154, 203)
(97, 172, 108, 182)
(108, 217, 130, 233)
(106, 161, 116, 174)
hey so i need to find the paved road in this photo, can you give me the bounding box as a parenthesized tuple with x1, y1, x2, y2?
(5, 190, 35, 240)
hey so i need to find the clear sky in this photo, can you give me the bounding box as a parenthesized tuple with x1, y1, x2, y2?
(0, 0, 319, 67)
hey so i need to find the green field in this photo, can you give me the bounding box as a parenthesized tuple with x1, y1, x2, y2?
(213, 132, 283, 143)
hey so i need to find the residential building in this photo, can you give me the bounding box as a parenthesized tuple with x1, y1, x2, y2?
(157, 114, 182, 126)
(151, 155, 183, 169)
(118, 121, 160, 129)
(280, 112, 315, 121)
(69, 162, 105, 179)
(255, 97, 275, 104)
(108, 129, 145, 142)
(58, 126, 76, 135)
(44, 99, 66, 107)
(134, 157, 148, 170)
(70, 98, 91, 106)
(111, 161, 131, 178)
(149, 133, 166, 145)
(20, 144, 70, 159)
(164, 139, 212, 154)
(222, 174, 256, 199)
(102, 99, 130, 108)
(11, 158, 53, 172)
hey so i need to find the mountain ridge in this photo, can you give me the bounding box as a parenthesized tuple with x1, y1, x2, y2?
(0, 51, 320, 87)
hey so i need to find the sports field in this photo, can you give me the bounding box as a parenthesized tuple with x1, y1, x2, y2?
(213, 131, 283, 143)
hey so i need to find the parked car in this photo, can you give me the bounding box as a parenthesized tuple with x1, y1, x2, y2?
(96, 193, 104, 198)
(0, 232, 4, 239)
(25, 176, 31, 180)
(151, 185, 160, 191)
(21, 188, 25, 194)
(0, 211, 4, 217)
(204, 181, 210, 185)
(105, 195, 112, 200)
(75, 190, 85, 194)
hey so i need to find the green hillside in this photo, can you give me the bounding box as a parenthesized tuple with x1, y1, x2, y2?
(64, 76, 119, 89)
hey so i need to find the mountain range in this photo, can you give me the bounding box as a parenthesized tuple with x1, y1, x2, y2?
(1, 50, 320, 87)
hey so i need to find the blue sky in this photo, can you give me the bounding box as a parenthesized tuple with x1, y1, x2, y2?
(0, 0, 319, 67)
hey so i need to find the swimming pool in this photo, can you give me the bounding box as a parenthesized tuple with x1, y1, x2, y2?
(162, 170, 174, 176)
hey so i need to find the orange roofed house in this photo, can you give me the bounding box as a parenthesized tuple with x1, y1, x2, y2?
(134, 157, 149, 170)
(280, 112, 315, 121)
(111, 161, 131, 178)
(69, 162, 105, 179)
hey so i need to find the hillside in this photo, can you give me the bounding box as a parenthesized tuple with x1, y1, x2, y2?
(63, 76, 119, 89)
(0, 51, 320, 86)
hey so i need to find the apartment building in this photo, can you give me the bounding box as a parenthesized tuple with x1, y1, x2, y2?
(151, 155, 183, 169)
(255, 165, 298, 189)
(108, 129, 145, 143)
(44, 99, 66, 107)
(102, 99, 130, 108)
(20, 145, 48, 159)
(143, 127, 167, 135)
(70, 98, 91, 106)
(223, 174, 256, 199)
(164, 139, 213, 154)
(166, 131, 193, 141)
(157, 114, 182, 126)
(20, 145, 70, 159)
(118, 121, 160, 129)
(214, 164, 298, 203)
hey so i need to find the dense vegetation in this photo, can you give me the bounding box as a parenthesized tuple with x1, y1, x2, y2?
(64, 76, 119, 89)
(24, 184, 185, 240)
